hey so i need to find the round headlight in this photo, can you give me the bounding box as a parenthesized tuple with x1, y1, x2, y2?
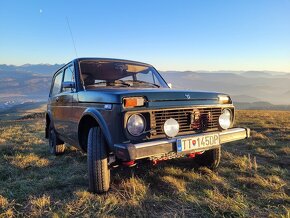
(163, 118, 179, 137)
(127, 114, 145, 136)
(219, 109, 232, 130)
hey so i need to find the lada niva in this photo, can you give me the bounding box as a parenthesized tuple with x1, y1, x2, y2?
(45, 58, 250, 193)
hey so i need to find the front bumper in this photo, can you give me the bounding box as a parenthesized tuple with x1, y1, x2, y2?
(114, 127, 250, 161)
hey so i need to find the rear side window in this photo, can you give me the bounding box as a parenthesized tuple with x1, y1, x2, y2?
(51, 71, 63, 96)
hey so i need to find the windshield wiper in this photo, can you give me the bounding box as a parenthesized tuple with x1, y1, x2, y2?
(92, 80, 131, 87)
(114, 80, 131, 87)
(128, 80, 160, 88)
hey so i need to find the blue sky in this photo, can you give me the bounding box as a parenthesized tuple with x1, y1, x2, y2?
(0, 0, 289, 71)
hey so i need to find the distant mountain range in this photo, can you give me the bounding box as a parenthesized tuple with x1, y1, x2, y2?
(0, 64, 289, 110)
(0, 64, 63, 109)
(160, 70, 290, 105)
(0, 64, 63, 74)
(234, 101, 290, 110)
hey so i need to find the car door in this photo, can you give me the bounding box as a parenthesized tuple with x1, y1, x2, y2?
(55, 64, 76, 140)
(49, 69, 64, 135)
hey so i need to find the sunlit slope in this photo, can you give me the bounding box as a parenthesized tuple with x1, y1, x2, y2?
(0, 110, 289, 217)
(0, 102, 46, 120)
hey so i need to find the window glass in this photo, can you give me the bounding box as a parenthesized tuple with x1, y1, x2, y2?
(135, 71, 160, 85)
(51, 71, 63, 96)
(63, 65, 75, 82)
(80, 61, 168, 89)
(62, 65, 75, 92)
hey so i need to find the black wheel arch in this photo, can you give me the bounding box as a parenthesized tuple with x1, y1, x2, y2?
(45, 112, 53, 139)
(78, 108, 113, 153)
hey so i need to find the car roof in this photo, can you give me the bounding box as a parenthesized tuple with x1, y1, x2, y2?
(74, 57, 152, 67)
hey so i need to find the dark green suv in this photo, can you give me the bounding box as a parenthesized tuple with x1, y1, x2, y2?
(45, 58, 250, 193)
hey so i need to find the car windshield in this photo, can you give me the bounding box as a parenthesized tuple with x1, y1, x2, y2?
(79, 60, 168, 89)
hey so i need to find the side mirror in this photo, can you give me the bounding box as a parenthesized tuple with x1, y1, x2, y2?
(168, 83, 173, 89)
(62, 81, 75, 89)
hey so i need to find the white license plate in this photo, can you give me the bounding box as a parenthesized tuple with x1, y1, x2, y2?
(177, 134, 220, 152)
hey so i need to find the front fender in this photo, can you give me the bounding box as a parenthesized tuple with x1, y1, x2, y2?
(81, 108, 113, 148)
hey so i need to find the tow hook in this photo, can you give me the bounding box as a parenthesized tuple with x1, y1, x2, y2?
(122, 160, 137, 167)
(188, 153, 196, 158)
(188, 151, 204, 158)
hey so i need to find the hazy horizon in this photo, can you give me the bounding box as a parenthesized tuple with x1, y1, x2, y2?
(1, 63, 290, 108)
(1, 62, 290, 74)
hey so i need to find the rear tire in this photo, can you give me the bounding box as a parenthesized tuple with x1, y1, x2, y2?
(87, 127, 110, 193)
(194, 147, 221, 170)
(48, 125, 65, 155)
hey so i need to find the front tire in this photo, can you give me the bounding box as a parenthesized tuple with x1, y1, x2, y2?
(87, 127, 110, 193)
(48, 126, 65, 155)
(194, 147, 221, 170)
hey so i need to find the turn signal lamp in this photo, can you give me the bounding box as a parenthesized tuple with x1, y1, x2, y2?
(123, 97, 145, 108)
(218, 95, 231, 104)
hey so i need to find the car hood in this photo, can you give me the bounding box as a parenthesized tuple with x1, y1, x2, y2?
(77, 88, 227, 106)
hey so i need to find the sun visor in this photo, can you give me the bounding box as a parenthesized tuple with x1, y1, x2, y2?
(81, 62, 134, 80)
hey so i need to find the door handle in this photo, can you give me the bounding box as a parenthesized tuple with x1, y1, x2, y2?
(56, 97, 59, 102)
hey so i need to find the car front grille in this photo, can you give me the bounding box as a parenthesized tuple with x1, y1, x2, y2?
(150, 107, 222, 138)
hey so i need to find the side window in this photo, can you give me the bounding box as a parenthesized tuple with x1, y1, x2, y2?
(62, 65, 75, 92)
(51, 71, 63, 97)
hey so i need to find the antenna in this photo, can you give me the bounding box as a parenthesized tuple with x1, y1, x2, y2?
(66, 16, 78, 58)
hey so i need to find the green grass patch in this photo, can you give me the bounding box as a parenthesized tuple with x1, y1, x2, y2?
(0, 110, 289, 217)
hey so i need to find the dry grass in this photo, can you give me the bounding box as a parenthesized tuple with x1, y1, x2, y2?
(0, 110, 289, 217)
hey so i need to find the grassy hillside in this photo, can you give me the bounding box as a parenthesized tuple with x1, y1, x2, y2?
(0, 102, 46, 120)
(0, 111, 289, 217)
